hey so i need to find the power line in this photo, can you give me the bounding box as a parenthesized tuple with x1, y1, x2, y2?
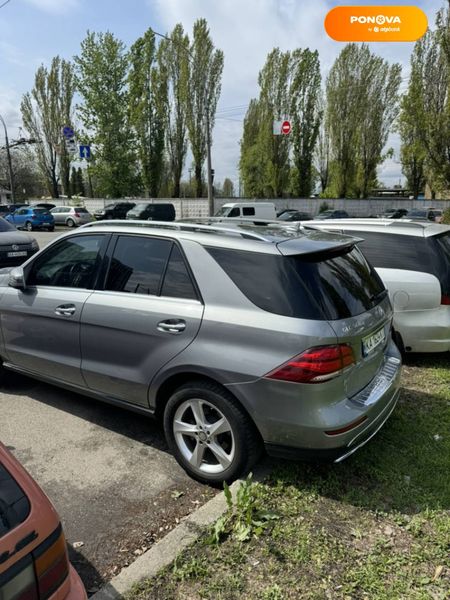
(0, 0, 12, 9)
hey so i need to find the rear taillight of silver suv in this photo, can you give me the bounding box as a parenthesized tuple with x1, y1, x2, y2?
(265, 344, 355, 384)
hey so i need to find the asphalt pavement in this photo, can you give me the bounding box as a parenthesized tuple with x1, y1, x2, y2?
(0, 224, 213, 592)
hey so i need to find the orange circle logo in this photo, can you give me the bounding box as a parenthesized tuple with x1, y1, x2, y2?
(325, 6, 428, 42)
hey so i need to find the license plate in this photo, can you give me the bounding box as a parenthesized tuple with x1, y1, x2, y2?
(7, 251, 27, 257)
(362, 327, 385, 356)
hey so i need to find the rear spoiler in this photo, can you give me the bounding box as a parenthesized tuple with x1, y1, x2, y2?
(276, 230, 363, 256)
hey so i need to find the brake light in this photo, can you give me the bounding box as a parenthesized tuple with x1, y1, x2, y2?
(266, 344, 355, 384)
(441, 294, 450, 305)
(33, 526, 69, 599)
(74, 212, 80, 217)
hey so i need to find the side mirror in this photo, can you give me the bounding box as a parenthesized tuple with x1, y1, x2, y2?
(8, 267, 26, 290)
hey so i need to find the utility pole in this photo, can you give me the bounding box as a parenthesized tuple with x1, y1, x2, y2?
(150, 28, 215, 214)
(0, 114, 15, 203)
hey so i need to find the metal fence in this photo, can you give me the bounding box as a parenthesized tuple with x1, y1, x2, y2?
(29, 196, 450, 218)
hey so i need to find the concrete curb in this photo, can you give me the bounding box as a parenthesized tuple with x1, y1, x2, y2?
(90, 467, 269, 600)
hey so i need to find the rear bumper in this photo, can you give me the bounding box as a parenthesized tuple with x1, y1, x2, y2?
(65, 566, 87, 600)
(394, 306, 450, 353)
(266, 388, 400, 463)
(226, 342, 402, 460)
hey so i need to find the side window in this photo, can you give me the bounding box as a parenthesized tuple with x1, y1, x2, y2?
(105, 236, 172, 295)
(27, 235, 105, 288)
(242, 207, 255, 216)
(228, 207, 240, 217)
(18, 209, 28, 215)
(161, 245, 198, 300)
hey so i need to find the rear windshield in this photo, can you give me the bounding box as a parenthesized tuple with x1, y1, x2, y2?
(0, 463, 31, 539)
(0, 218, 15, 232)
(33, 208, 49, 214)
(75, 207, 88, 213)
(207, 245, 385, 320)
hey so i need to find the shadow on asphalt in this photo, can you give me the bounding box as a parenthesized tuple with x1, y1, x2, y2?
(68, 545, 104, 597)
(1, 371, 169, 454)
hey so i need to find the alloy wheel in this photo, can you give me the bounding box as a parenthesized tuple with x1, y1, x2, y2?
(173, 399, 235, 475)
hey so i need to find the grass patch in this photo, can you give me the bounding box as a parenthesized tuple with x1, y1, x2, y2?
(128, 356, 450, 600)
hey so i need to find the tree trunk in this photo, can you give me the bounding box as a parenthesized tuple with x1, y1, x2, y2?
(173, 178, 181, 199)
(195, 164, 202, 198)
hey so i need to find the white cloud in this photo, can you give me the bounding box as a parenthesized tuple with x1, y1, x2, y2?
(150, 0, 445, 192)
(23, 0, 80, 15)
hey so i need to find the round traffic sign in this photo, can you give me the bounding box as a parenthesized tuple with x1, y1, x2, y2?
(63, 126, 74, 139)
(281, 120, 291, 135)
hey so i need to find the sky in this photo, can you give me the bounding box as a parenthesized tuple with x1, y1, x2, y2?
(0, 0, 446, 191)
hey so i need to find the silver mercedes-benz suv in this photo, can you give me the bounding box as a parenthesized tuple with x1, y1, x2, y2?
(0, 221, 401, 484)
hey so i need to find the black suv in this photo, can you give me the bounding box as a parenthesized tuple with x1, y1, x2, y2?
(126, 202, 175, 221)
(94, 202, 136, 221)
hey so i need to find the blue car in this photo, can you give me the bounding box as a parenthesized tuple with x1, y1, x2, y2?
(5, 206, 55, 231)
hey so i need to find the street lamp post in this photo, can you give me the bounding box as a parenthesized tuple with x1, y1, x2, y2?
(0, 114, 15, 203)
(150, 28, 215, 215)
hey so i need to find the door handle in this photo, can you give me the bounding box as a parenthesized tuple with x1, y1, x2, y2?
(157, 319, 186, 334)
(55, 304, 76, 317)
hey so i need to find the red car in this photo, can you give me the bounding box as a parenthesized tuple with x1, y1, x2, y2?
(0, 442, 86, 600)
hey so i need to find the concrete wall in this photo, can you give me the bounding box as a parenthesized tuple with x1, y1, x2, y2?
(31, 196, 450, 219)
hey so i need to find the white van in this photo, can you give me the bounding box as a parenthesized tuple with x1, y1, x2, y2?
(215, 202, 276, 219)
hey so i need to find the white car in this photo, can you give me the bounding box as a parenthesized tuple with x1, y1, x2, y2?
(297, 219, 450, 354)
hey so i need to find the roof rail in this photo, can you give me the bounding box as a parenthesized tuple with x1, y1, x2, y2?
(80, 219, 270, 241)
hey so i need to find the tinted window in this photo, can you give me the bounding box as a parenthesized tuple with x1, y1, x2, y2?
(161, 245, 197, 300)
(27, 235, 104, 288)
(228, 207, 240, 217)
(433, 232, 450, 294)
(207, 246, 384, 320)
(0, 463, 30, 539)
(408, 210, 427, 218)
(242, 207, 255, 216)
(75, 207, 88, 213)
(0, 218, 15, 232)
(105, 236, 172, 295)
(345, 231, 432, 273)
(33, 208, 49, 215)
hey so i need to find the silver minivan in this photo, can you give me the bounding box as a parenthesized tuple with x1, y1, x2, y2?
(0, 221, 401, 484)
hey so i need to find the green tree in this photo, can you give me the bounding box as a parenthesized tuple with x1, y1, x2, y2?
(129, 29, 167, 197)
(326, 44, 401, 198)
(289, 48, 321, 197)
(258, 48, 291, 197)
(158, 24, 190, 198)
(21, 56, 75, 198)
(398, 56, 426, 198)
(239, 99, 266, 197)
(75, 31, 138, 198)
(408, 7, 450, 195)
(186, 18, 224, 197)
(314, 93, 330, 194)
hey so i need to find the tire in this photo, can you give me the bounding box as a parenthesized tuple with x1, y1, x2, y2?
(25, 221, 33, 232)
(66, 218, 75, 228)
(164, 380, 261, 486)
(48, 226, 55, 232)
(106, 214, 113, 220)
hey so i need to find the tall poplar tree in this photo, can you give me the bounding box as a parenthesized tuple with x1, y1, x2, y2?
(186, 18, 224, 197)
(158, 24, 190, 198)
(129, 29, 167, 197)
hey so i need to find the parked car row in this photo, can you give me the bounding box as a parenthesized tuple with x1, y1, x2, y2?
(93, 201, 175, 222)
